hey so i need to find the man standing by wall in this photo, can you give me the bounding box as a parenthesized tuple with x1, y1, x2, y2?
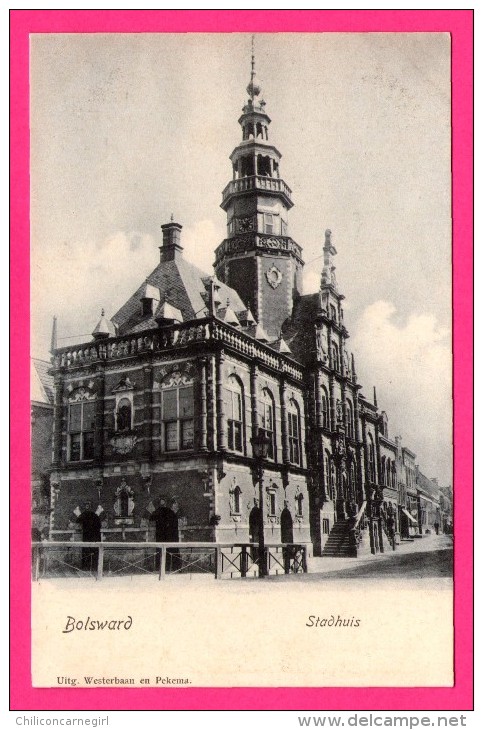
(77, 502, 102, 571)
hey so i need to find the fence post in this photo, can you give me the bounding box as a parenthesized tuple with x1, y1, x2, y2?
(215, 546, 222, 579)
(97, 546, 104, 581)
(301, 546, 308, 573)
(33, 545, 40, 581)
(240, 546, 248, 578)
(159, 546, 166, 581)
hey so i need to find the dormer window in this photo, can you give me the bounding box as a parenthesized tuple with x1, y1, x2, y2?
(140, 283, 160, 317)
(142, 298, 154, 316)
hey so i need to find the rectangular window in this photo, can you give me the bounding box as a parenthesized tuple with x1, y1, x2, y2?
(228, 420, 243, 452)
(261, 403, 275, 460)
(162, 386, 194, 452)
(165, 421, 179, 451)
(181, 420, 194, 450)
(264, 213, 274, 234)
(322, 518, 330, 535)
(68, 400, 96, 462)
(268, 492, 276, 516)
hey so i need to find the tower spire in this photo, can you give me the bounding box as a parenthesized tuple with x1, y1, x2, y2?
(50, 315, 58, 354)
(246, 34, 261, 101)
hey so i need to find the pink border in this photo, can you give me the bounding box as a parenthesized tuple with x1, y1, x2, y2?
(10, 10, 473, 711)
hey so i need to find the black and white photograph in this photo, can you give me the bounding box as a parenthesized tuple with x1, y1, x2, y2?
(30, 32, 454, 688)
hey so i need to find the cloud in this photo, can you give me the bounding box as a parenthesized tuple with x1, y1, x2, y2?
(31, 231, 158, 358)
(351, 300, 452, 484)
(181, 219, 223, 274)
(31, 220, 223, 359)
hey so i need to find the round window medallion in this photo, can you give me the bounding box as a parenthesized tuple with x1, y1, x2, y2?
(265, 264, 283, 289)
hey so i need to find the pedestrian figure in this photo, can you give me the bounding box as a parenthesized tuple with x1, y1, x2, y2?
(280, 501, 294, 573)
(386, 514, 396, 549)
(77, 502, 102, 571)
(434, 521, 440, 535)
(150, 497, 172, 570)
(166, 499, 181, 572)
(150, 497, 181, 571)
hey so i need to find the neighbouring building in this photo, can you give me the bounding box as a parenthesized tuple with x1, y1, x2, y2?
(31, 358, 54, 536)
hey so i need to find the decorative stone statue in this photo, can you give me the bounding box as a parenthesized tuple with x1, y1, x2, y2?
(336, 399, 343, 425)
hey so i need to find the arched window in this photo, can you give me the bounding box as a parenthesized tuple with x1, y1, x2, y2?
(331, 342, 340, 371)
(68, 391, 96, 462)
(161, 373, 194, 452)
(381, 456, 386, 485)
(367, 433, 376, 483)
(260, 388, 276, 460)
(386, 459, 391, 486)
(321, 387, 329, 429)
(230, 484, 242, 515)
(227, 375, 244, 454)
(114, 481, 134, 522)
(257, 154, 272, 177)
(116, 397, 132, 432)
(287, 398, 302, 466)
(346, 399, 354, 439)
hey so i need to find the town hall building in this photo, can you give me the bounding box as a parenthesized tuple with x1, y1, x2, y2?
(44, 54, 446, 560)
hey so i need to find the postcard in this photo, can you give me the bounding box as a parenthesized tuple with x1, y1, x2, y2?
(11, 10, 473, 712)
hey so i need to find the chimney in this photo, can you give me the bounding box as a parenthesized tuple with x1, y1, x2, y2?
(160, 218, 183, 262)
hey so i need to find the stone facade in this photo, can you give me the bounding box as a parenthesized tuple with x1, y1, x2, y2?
(42, 59, 449, 559)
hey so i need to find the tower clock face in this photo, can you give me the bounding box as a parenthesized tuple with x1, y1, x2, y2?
(237, 217, 254, 232)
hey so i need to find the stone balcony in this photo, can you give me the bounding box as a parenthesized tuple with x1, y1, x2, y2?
(51, 318, 304, 382)
(221, 175, 293, 210)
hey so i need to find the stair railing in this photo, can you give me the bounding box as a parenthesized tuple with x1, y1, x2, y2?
(348, 501, 367, 557)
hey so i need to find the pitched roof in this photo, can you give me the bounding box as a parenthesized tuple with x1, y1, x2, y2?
(31, 359, 54, 405)
(111, 256, 246, 336)
(92, 310, 116, 337)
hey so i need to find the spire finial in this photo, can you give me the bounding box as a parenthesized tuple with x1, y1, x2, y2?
(247, 34, 261, 100)
(251, 34, 255, 82)
(101, 308, 105, 317)
(170, 212, 174, 222)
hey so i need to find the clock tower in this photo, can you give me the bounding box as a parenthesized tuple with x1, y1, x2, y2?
(214, 45, 304, 341)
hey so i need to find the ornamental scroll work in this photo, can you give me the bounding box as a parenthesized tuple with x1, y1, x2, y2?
(265, 264, 283, 289)
(64, 384, 96, 403)
(109, 433, 138, 455)
(153, 361, 196, 389)
(218, 235, 302, 259)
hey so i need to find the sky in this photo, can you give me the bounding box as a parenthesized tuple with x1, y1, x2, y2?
(30, 32, 452, 485)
